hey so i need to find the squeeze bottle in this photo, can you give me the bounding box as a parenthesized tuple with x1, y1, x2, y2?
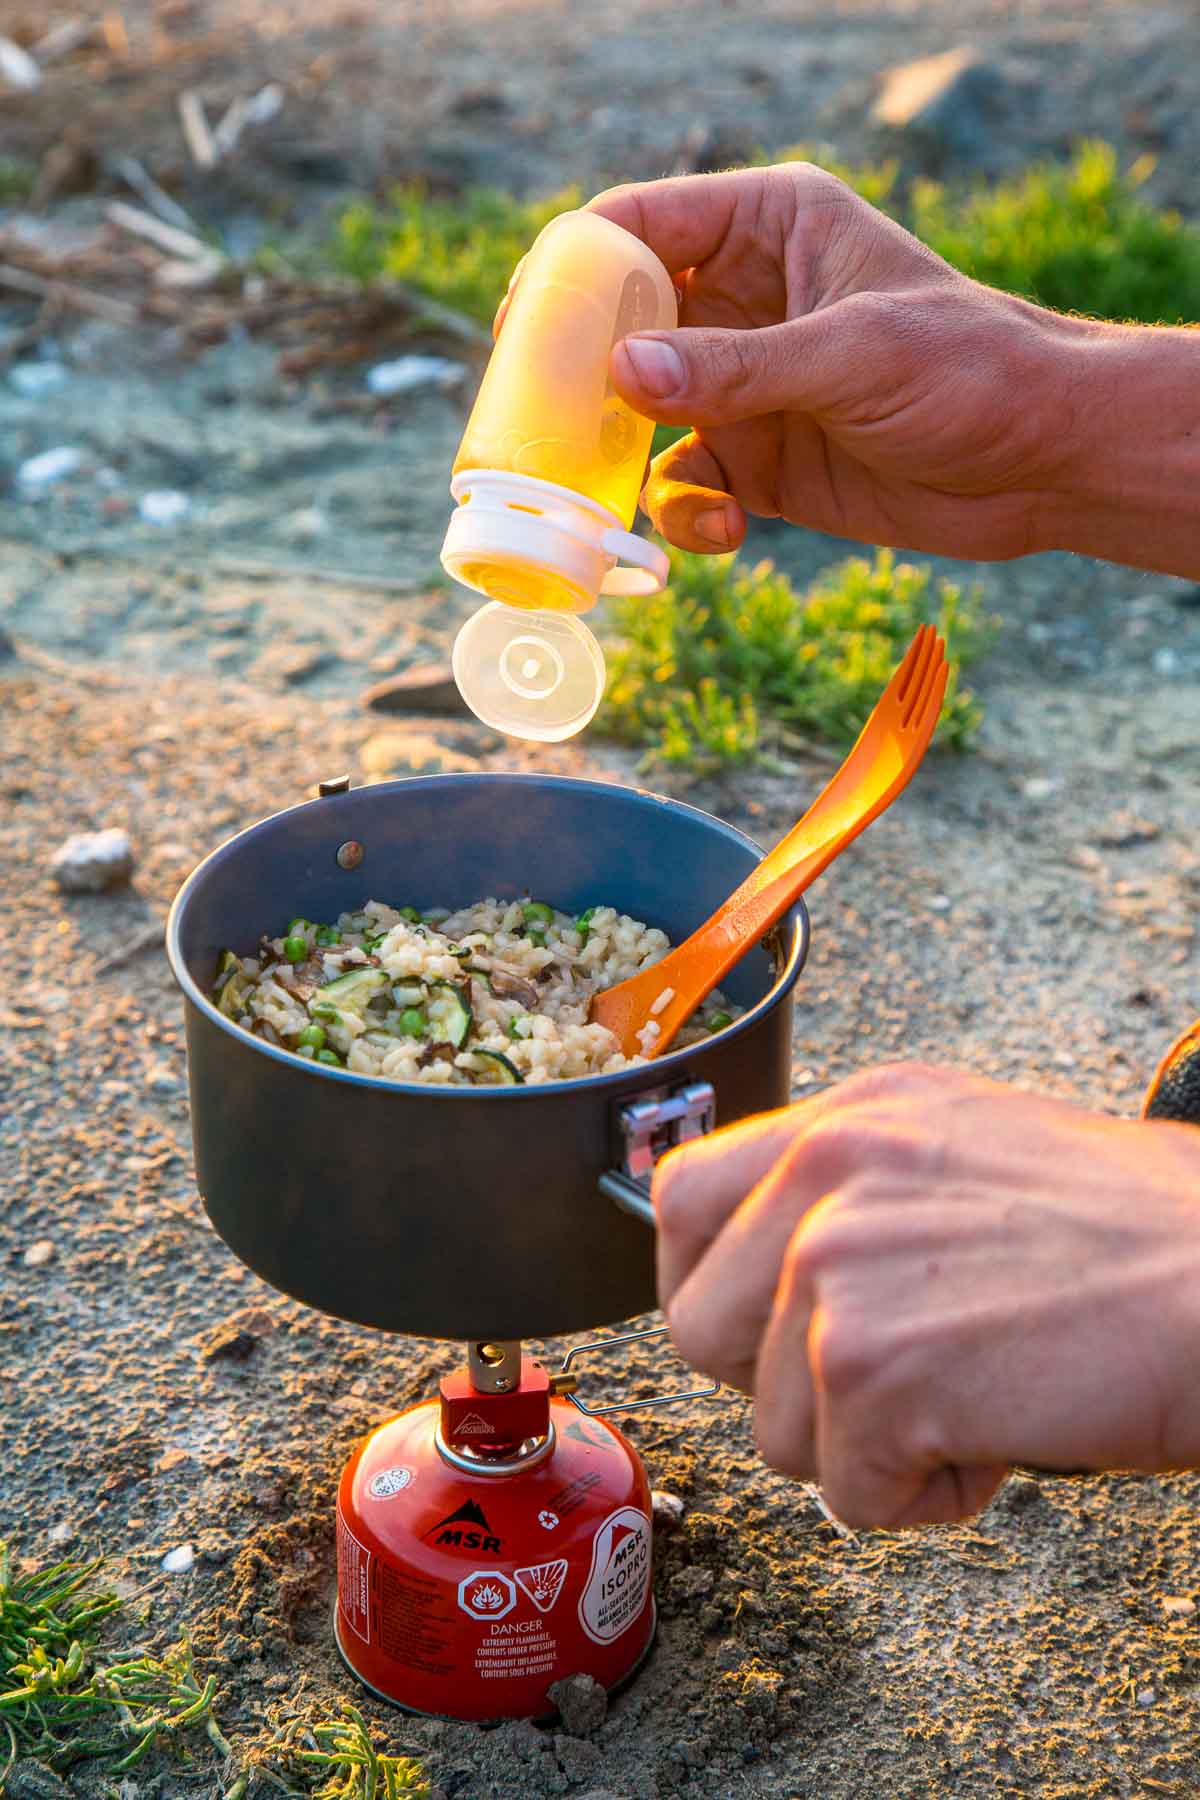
(440, 209, 677, 741)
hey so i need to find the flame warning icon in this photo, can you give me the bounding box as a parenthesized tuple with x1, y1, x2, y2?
(515, 1559, 569, 1614)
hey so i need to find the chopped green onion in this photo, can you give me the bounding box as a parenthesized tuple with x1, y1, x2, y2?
(708, 1010, 734, 1032)
(526, 927, 547, 948)
(298, 1023, 326, 1050)
(310, 1000, 341, 1023)
(316, 1047, 344, 1066)
(315, 924, 342, 946)
(399, 906, 422, 924)
(575, 905, 597, 944)
(283, 934, 308, 964)
(397, 1007, 426, 1038)
(509, 1016, 532, 1040)
(522, 900, 555, 929)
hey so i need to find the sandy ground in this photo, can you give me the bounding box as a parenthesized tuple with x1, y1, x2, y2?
(4, 2, 1200, 1797)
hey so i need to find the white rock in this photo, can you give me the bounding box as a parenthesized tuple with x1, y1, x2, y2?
(366, 354, 466, 397)
(161, 1543, 194, 1574)
(18, 446, 83, 487)
(281, 506, 328, 542)
(144, 1063, 181, 1095)
(139, 489, 191, 526)
(0, 36, 41, 89)
(23, 1239, 56, 1268)
(9, 362, 68, 397)
(928, 894, 952, 912)
(1022, 777, 1059, 801)
(651, 1490, 686, 1526)
(50, 828, 136, 893)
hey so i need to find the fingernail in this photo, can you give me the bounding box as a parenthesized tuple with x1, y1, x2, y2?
(694, 508, 732, 548)
(622, 335, 685, 398)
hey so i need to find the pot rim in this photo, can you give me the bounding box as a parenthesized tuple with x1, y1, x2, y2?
(166, 771, 810, 1101)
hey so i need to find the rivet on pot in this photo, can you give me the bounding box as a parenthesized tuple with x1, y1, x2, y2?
(336, 840, 365, 870)
(319, 774, 351, 797)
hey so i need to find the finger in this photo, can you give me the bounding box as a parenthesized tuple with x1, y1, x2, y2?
(653, 1064, 941, 1304)
(748, 1226, 820, 1476)
(664, 1144, 834, 1395)
(586, 171, 765, 281)
(653, 1101, 811, 1305)
(641, 434, 747, 552)
(611, 305, 884, 429)
(817, 1385, 1009, 1530)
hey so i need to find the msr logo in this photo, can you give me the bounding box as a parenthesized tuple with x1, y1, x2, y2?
(426, 1498, 503, 1554)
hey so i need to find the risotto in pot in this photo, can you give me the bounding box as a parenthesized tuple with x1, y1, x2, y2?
(211, 897, 739, 1087)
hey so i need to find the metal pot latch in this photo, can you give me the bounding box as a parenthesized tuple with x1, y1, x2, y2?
(599, 1079, 716, 1228)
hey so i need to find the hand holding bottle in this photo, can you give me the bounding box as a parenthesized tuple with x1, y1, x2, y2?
(587, 162, 1200, 581)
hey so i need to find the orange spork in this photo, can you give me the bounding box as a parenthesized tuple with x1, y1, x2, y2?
(589, 623, 949, 1059)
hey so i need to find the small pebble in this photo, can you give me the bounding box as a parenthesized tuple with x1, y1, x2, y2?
(161, 1543, 194, 1574)
(1161, 1595, 1196, 1617)
(1137, 1687, 1156, 1707)
(23, 1240, 56, 1268)
(8, 362, 67, 397)
(928, 893, 951, 912)
(139, 490, 191, 526)
(1022, 777, 1058, 800)
(18, 446, 83, 488)
(366, 354, 466, 397)
(651, 1490, 686, 1527)
(144, 1063, 181, 1095)
(50, 828, 136, 893)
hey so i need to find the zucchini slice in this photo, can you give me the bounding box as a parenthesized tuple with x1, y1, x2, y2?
(472, 1050, 525, 1086)
(426, 979, 472, 1049)
(215, 950, 253, 1019)
(316, 966, 391, 1013)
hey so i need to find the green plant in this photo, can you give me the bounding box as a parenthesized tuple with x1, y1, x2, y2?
(0, 159, 34, 204)
(276, 1709, 428, 1798)
(0, 1541, 232, 1785)
(335, 184, 579, 323)
(910, 139, 1200, 322)
(600, 545, 993, 769)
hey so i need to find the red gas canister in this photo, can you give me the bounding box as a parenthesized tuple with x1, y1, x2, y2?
(334, 1363, 655, 1721)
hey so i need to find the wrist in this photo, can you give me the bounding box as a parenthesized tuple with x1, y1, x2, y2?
(1029, 312, 1200, 578)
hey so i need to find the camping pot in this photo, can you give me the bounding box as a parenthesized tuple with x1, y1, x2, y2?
(167, 774, 809, 1339)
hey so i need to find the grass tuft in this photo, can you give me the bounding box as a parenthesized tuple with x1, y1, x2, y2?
(273, 1708, 429, 1798)
(909, 139, 1200, 323)
(0, 1540, 231, 1786)
(599, 545, 994, 769)
(334, 184, 579, 324)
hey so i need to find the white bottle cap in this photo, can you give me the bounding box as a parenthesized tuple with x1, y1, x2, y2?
(441, 470, 669, 741)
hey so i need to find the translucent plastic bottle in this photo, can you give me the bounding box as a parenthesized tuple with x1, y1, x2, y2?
(440, 209, 678, 741)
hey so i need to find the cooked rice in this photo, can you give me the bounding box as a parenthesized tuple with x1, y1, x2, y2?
(212, 897, 740, 1088)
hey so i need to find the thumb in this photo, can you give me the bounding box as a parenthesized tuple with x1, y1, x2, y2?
(612, 316, 847, 428)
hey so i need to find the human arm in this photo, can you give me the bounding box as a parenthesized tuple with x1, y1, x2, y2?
(582, 165, 1200, 580)
(652, 1061, 1200, 1528)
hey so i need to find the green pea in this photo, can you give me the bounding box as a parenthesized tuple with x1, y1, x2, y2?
(298, 1023, 326, 1050)
(397, 1007, 426, 1038)
(708, 1010, 734, 1033)
(316, 1047, 344, 1066)
(310, 1001, 341, 1023)
(283, 934, 308, 964)
(399, 906, 422, 924)
(288, 917, 311, 937)
(526, 927, 547, 948)
(523, 901, 554, 928)
(315, 925, 342, 947)
(575, 905, 597, 944)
